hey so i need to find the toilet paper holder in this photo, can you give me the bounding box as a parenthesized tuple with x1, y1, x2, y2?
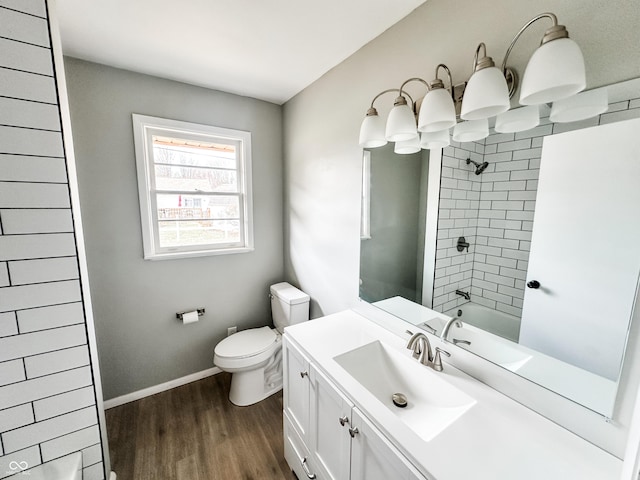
(176, 308, 206, 321)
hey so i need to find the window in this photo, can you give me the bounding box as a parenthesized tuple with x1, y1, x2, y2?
(132, 115, 253, 260)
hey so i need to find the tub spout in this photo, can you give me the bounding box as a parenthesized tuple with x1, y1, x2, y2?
(455, 290, 470, 300)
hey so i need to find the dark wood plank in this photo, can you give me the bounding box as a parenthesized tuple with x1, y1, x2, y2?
(106, 373, 297, 480)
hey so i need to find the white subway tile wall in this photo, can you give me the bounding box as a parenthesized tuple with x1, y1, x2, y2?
(0, 3, 104, 479)
(433, 99, 640, 319)
(432, 141, 482, 311)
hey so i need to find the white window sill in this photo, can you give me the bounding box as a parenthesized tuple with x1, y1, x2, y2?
(143, 246, 254, 261)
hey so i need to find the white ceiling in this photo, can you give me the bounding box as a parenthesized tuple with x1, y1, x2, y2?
(56, 0, 426, 105)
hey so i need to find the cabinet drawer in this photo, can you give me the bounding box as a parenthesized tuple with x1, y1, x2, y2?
(284, 411, 320, 480)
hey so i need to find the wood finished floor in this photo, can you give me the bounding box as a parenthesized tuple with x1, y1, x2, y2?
(106, 373, 297, 480)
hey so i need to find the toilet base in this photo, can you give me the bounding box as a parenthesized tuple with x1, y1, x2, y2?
(229, 367, 283, 406)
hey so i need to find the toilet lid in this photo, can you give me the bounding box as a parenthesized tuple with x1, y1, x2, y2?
(215, 326, 277, 359)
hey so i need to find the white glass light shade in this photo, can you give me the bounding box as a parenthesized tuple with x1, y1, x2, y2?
(417, 88, 456, 133)
(420, 129, 450, 149)
(452, 119, 489, 143)
(461, 67, 510, 120)
(549, 88, 608, 123)
(394, 135, 421, 154)
(359, 113, 387, 148)
(495, 105, 540, 133)
(385, 103, 417, 142)
(519, 37, 586, 105)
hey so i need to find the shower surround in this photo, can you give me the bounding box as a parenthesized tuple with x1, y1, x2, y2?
(432, 99, 640, 321)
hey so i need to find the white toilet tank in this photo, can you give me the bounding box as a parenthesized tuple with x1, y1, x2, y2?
(270, 282, 310, 333)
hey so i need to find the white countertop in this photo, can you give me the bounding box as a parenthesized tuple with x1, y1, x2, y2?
(284, 309, 622, 480)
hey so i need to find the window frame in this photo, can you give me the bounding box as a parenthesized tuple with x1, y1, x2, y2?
(132, 114, 254, 260)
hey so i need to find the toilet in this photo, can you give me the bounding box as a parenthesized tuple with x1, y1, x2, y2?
(213, 282, 310, 406)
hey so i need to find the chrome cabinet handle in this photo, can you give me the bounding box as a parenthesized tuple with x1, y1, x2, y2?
(301, 457, 316, 479)
(339, 415, 349, 426)
(348, 426, 359, 438)
(300, 371, 308, 378)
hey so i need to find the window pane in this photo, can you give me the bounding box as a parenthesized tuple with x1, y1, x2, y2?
(158, 220, 241, 247)
(154, 165, 238, 192)
(153, 135, 237, 169)
(157, 194, 239, 221)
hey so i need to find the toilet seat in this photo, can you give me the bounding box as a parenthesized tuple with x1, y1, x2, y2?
(215, 326, 277, 359)
(214, 327, 281, 371)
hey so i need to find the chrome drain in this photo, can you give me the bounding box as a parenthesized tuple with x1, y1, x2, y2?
(392, 393, 408, 408)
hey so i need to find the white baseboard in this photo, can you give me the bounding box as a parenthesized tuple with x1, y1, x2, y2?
(103, 367, 222, 409)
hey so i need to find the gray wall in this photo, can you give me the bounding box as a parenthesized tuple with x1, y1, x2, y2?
(64, 58, 284, 400)
(360, 145, 426, 304)
(0, 3, 106, 479)
(283, 0, 640, 458)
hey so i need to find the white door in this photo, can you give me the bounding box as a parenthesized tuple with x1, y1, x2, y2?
(283, 337, 311, 440)
(309, 366, 353, 480)
(519, 117, 640, 380)
(350, 408, 428, 480)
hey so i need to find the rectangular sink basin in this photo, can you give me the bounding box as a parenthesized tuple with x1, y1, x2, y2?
(334, 341, 475, 441)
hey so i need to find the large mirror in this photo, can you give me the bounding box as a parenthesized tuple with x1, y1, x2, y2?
(360, 78, 640, 417)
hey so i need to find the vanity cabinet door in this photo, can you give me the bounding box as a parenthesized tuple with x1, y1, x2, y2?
(283, 336, 311, 441)
(309, 365, 353, 480)
(350, 408, 428, 480)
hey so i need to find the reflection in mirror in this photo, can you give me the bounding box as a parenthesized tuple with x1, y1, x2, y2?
(359, 144, 429, 305)
(361, 78, 640, 417)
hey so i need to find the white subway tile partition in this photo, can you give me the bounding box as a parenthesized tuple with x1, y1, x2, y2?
(0, 2, 105, 479)
(433, 99, 640, 321)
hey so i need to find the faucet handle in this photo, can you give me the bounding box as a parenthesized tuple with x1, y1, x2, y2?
(433, 347, 451, 372)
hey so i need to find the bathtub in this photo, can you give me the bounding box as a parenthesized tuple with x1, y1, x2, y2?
(445, 302, 521, 343)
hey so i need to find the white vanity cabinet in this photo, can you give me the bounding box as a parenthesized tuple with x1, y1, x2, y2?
(283, 336, 428, 480)
(283, 333, 311, 440)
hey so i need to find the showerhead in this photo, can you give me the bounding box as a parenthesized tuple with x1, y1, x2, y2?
(475, 161, 489, 174)
(466, 158, 489, 175)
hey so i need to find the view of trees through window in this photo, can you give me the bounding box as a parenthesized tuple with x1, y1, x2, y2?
(152, 136, 242, 247)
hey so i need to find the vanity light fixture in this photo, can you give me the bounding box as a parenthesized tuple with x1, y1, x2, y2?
(420, 129, 451, 149)
(359, 89, 414, 148)
(394, 134, 421, 154)
(418, 64, 457, 132)
(359, 12, 597, 151)
(549, 87, 608, 123)
(460, 43, 510, 121)
(385, 78, 429, 142)
(358, 109, 387, 148)
(495, 105, 540, 133)
(452, 119, 489, 143)
(516, 13, 586, 105)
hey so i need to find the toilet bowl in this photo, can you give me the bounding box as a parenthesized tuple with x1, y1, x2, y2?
(214, 282, 310, 406)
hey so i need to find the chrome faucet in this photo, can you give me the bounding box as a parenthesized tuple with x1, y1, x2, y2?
(406, 332, 433, 366)
(441, 317, 463, 341)
(406, 331, 451, 372)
